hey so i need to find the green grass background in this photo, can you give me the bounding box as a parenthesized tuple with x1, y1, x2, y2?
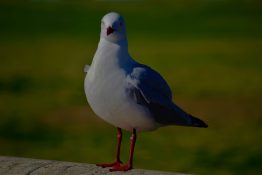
(0, 0, 261, 174)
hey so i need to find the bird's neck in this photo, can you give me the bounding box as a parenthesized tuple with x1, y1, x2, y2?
(98, 38, 128, 52)
(91, 38, 133, 72)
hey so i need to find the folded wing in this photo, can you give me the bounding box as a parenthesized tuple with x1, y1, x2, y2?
(126, 64, 207, 128)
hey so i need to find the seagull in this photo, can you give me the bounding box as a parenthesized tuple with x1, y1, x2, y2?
(84, 12, 208, 171)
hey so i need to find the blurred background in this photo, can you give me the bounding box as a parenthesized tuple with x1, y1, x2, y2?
(0, 0, 261, 174)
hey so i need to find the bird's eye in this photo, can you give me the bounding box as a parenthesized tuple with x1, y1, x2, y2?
(101, 21, 105, 25)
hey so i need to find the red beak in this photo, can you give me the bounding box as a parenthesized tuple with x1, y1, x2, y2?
(107, 26, 114, 36)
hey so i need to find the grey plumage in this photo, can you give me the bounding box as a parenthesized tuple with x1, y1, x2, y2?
(126, 64, 207, 128)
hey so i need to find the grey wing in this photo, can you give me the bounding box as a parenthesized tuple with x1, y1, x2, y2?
(126, 65, 192, 126)
(127, 65, 172, 103)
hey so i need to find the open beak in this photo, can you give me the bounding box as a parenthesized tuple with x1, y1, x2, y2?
(107, 26, 114, 36)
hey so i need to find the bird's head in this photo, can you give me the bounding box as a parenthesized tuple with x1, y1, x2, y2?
(100, 12, 127, 43)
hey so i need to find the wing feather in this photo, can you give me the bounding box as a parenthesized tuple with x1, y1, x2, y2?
(126, 65, 191, 126)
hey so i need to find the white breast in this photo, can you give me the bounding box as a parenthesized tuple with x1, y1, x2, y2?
(84, 39, 158, 132)
(85, 66, 157, 132)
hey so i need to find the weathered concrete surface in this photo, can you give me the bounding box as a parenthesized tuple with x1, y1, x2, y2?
(0, 156, 187, 175)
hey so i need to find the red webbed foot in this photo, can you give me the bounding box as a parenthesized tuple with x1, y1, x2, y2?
(96, 160, 122, 168)
(109, 164, 132, 171)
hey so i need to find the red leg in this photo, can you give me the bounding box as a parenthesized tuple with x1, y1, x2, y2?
(96, 128, 123, 168)
(110, 128, 137, 171)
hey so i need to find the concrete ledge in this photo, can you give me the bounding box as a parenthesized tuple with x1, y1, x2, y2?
(0, 156, 187, 175)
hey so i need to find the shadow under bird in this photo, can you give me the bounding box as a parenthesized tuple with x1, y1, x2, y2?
(84, 12, 208, 171)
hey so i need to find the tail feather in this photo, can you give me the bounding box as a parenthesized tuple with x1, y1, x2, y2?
(148, 102, 208, 128)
